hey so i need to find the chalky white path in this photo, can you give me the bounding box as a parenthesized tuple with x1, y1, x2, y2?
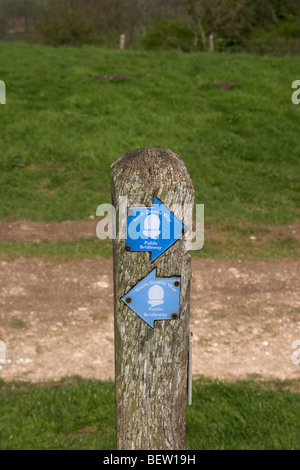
(0, 257, 299, 382)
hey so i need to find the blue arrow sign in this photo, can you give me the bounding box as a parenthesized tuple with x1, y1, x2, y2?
(126, 197, 186, 262)
(121, 268, 180, 328)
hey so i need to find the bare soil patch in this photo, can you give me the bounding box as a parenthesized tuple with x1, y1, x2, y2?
(0, 256, 299, 383)
(0, 220, 97, 243)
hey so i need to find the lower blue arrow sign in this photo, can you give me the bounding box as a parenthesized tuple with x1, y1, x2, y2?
(121, 268, 180, 328)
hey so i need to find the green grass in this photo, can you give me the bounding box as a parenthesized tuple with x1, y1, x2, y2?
(0, 44, 299, 225)
(0, 233, 298, 260)
(0, 376, 299, 450)
(0, 377, 115, 450)
(188, 377, 300, 450)
(9, 318, 27, 329)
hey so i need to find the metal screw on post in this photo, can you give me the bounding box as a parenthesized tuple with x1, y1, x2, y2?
(111, 147, 194, 450)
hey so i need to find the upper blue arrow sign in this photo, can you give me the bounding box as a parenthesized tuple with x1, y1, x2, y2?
(121, 268, 180, 328)
(126, 197, 186, 262)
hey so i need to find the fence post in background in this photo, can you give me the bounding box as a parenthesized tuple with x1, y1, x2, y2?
(111, 147, 194, 450)
(119, 34, 126, 50)
(0, 80, 6, 104)
(209, 33, 214, 52)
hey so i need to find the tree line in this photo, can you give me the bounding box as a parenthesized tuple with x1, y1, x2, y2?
(0, 0, 299, 54)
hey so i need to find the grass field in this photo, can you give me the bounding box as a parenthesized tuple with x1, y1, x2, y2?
(0, 44, 299, 225)
(0, 376, 299, 450)
(0, 43, 299, 259)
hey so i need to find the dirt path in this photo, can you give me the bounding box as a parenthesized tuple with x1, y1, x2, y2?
(0, 256, 299, 383)
(1, 219, 300, 243)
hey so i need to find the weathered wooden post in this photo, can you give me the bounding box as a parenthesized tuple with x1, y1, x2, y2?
(111, 147, 194, 450)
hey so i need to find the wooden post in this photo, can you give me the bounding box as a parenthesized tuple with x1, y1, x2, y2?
(209, 33, 214, 52)
(111, 147, 194, 450)
(119, 34, 126, 50)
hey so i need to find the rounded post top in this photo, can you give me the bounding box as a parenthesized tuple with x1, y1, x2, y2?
(112, 147, 188, 172)
(111, 147, 194, 203)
